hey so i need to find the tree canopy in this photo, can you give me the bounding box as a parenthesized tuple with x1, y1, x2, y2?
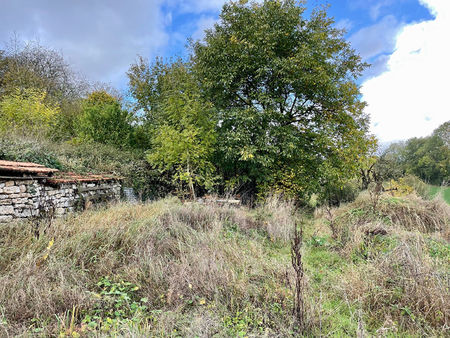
(192, 0, 371, 198)
(374, 121, 450, 185)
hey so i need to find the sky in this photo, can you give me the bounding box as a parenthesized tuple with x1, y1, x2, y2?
(0, 0, 448, 143)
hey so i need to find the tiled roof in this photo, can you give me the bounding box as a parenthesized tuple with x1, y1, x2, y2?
(0, 160, 59, 176)
(47, 172, 122, 184)
(0, 161, 121, 183)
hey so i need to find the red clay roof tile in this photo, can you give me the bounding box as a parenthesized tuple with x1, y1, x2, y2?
(0, 160, 58, 176)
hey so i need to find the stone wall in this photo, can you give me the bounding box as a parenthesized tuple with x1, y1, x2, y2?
(0, 178, 121, 223)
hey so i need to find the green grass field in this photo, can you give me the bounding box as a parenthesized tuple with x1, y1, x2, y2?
(429, 185, 450, 204)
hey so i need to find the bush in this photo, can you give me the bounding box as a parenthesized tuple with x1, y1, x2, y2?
(324, 179, 360, 206)
(0, 88, 59, 136)
(0, 136, 62, 169)
(76, 91, 134, 148)
(401, 175, 430, 199)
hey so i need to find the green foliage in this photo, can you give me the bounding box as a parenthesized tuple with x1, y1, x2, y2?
(0, 40, 87, 142)
(82, 277, 148, 332)
(222, 307, 265, 337)
(76, 90, 134, 148)
(378, 121, 450, 185)
(400, 175, 429, 199)
(143, 61, 217, 197)
(433, 121, 449, 147)
(323, 179, 360, 206)
(403, 134, 449, 185)
(127, 56, 162, 122)
(0, 88, 59, 136)
(374, 142, 406, 181)
(0, 136, 62, 169)
(193, 0, 371, 199)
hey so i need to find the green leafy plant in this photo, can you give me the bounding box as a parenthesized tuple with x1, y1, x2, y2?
(82, 277, 148, 332)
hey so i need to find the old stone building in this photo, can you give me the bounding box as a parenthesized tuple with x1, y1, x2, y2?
(0, 160, 122, 223)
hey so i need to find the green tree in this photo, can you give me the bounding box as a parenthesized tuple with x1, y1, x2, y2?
(377, 122, 450, 185)
(0, 39, 91, 141)
(0, 87, 59, 136)
(144, 61, 216, 198)
(77, 90, 134, 148)
(433, 121, 449, 147)
(374, 142, 406, 182)
(192, 0, 371, 199)
(127, 56, 163, 123)
(403, 135, 449, 185)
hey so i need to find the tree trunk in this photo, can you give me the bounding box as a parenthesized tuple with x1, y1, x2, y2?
(187, 157, 196, 200)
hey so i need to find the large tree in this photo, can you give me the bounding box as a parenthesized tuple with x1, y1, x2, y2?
(192, 0, 371, 198)
(128, 59, 217, 198)
(0, 40, 87, 102)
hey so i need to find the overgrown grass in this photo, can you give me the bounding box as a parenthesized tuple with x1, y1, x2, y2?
(310, 192, 449, 336)
(0, 197, 298, 336)
(0, 192, 448, 336)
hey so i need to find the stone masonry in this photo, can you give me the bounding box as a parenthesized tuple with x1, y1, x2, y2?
(0, 160, 122, 223)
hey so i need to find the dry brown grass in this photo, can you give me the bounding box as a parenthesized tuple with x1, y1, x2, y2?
(340, 231, 449, 332)
(329, 192, 449, 252)
(317, 192, 450, 334)
(254, 194, 298, 243)
(0, 197, 295, 336)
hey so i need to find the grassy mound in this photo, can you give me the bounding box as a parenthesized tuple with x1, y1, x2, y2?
(310, 192, 449, 335)
(0, 198, 297, 336)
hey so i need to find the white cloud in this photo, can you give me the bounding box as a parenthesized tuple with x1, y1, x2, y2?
(350, 15, 402, 60)
(361, 0, 450, 142)
(349, 15, 403, 81)
(335, 18, 353, 32)
(0, 0, 167, 89)
(192, 16, 217, 41)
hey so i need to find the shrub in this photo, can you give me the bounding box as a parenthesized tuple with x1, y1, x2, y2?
(76, 91, 134, 148)
(0, 88, 59, 136)
(401, 175, 429, 199)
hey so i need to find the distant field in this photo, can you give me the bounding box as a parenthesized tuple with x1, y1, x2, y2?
(429, 185, 450, 204)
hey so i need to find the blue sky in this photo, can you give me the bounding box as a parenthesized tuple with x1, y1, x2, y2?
(0, 0, 448, 142)
(161, 0, 434, 81)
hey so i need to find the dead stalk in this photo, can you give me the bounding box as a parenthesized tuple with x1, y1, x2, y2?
(291, 223, 305, 332)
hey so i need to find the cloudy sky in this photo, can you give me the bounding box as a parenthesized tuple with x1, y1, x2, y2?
(0, 0, 448, 142)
